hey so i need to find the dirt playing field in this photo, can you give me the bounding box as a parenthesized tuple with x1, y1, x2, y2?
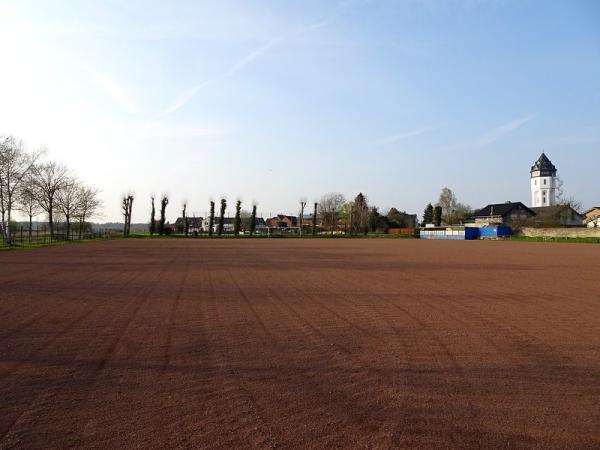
(0, 239, 599, 449)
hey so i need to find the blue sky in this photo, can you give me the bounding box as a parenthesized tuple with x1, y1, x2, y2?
(1, 0, 599, 221)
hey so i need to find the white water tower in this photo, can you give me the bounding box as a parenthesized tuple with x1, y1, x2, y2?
(530, 152, 557, 207)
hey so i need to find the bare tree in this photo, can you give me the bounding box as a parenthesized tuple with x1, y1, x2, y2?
(299, 198, 307, 238)
(33, 161, 69, 239)
(0, 136, 39, 243)
(75, 186, 102, 238)
(319, 192, 346, 233)
(17, 171, 43, 242)
(437, 187, 457, 225)
(56, 177, 81, 240)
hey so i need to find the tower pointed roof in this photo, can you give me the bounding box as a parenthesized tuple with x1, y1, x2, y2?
(530, 152, 556, 176)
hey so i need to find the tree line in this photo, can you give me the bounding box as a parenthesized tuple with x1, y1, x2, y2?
(126, 191, 421, 238)
(0, 135, 102, 244)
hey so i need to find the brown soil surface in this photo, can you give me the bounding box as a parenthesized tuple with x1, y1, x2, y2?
(1, 239, 599, 449)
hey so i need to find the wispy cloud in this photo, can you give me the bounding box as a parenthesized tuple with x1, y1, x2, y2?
(474, 114, 536, 148)
(371, 126, 434, 145)
(438, 114, 536, 152)
(85, 66, 136, 114)
(154, 12, 344, 120)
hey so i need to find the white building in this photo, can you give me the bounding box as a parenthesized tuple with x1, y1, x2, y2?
(530, 152, 558, 207)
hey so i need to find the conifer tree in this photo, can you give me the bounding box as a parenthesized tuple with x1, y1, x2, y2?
(423, 203, 434, 225)
(433, 205, 442, 227)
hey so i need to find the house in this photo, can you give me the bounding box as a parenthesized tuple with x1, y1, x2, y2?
(266, 215, 299, 228)
(202, 217, 236, 233)
(242, 217, 269, 233)
(531, 206, 583, 227)
(583, 207, 600, 228)
(174, 217, 204, 233)
(471, 202, 536, 226)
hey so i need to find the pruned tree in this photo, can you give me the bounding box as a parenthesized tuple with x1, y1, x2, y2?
(122, 193, 134, 236)
(0, 136, 39, 243)
(75, 185, 102, 239)
(159, 195, 168, 235)
(182, 202, 188, 236)
(56, 177, 81, 240)
(250, 204, 257, 236)
(318, 192, 345, 233)
(208, 200, 215, 236)
(433, 206, 442, 227)
(423, 203, 434, 225)
(32, 161, 70, 239)
(218, 198, 226, 236)
(312, 202, 318, 236)
(149, 196, 156, 236)
(233, 200, 242, 236)
(299, 198, 307, 238)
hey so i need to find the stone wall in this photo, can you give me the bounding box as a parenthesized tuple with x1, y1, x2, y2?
(518, 227, 600, 238)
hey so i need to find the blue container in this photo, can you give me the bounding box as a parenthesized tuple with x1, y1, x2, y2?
(479, 226, 511, 238)
(464, 227, 480, 240)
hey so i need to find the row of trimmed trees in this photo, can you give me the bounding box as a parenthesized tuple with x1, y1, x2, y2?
(124, 191, 419, 238)
(143, 197, 261, 237)
(0, 135, 102, 243)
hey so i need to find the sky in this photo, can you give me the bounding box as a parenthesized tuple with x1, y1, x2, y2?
(1, 0, 599, 222)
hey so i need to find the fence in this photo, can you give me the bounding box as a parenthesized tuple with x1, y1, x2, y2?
(1, 226, 119, 248)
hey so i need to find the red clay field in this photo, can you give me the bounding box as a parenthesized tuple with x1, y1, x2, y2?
(0, 239, 599, 449)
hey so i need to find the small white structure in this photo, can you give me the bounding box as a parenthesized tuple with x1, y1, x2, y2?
(530, 152, 558, 207)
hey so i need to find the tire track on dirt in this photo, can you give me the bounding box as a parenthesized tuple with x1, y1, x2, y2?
(336, 276, 481, 442)
(227, 268, 405, 448)
(240, 268, 443, 448)
(0, 268, 142, 380)
(161, 255, 191, 373)
(440, 292, 572, 367)
(0, 266, 116, 343)
(205, 265, 280, 450)
(308, 271, 479, 446)
(0, 253, 177, 446)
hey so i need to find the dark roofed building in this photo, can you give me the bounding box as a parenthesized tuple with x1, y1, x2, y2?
(471, 202, 536, 226)
(174, 216, 204, 232)
(266, 215, 299, 228)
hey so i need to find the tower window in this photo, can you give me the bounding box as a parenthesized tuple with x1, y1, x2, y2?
(534, 180, 537, 185)
(544, 179, 547, 185)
